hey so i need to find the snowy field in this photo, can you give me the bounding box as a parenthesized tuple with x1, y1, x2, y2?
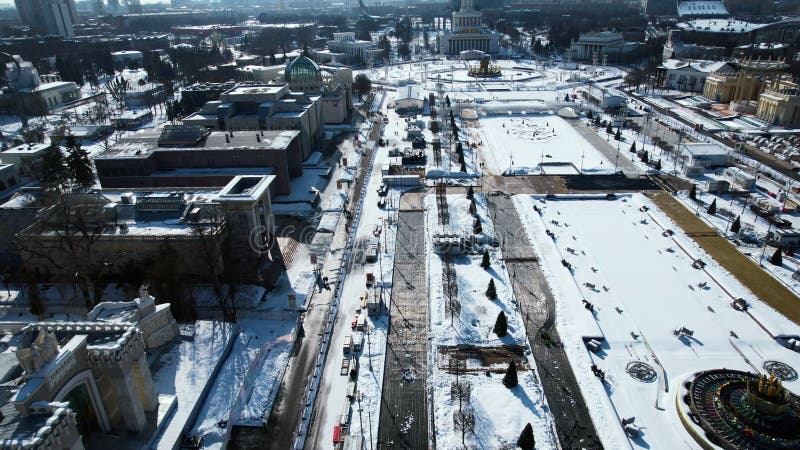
(425, 194, 557, 449)
(479, 115, 613, 175)
(514, 193, 800, 449)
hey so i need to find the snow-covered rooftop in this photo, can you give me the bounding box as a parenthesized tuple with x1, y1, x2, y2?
(677, 19, 763, 33)
(659, 59, 731, 74)
(677, 1, 729, 17)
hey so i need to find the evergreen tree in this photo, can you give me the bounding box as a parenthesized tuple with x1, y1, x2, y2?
(486, 278, 497, 300)
(689, 185, 697, 200)
(40, 144, 69, 193)
(269, 51, 277, 65)
(502, 360, 517, 387)
(65, 136, 95, 189)
(494, 311, 508, 337)
(460, 162, 467, 172)
(354, 74, 372, 99)
(564, 93, 570, 102)
(473, 217, 483, 234)
(770, 247, 783, 266)
(730, 215, 741, 233)
(707, 199, 717, 215)
(56, 55, 84, 85)
(655, 159, 662, 171)
(466, 185, 474, 200)
(641, 151, 648, 163)
(532, 38, 543, 55)
(302, 43, 310, 57)
(517, 423, 535, 450)
(379, 35, 391, 61)
(468, 198, 477, 215)
(606, 123, 613, 135)
(630, 141, 636, 153)
(481, 249, 491, 269)
(614, 128, 622, 141)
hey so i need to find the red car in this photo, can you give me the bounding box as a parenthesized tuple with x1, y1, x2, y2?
(351, 316, 358, 328)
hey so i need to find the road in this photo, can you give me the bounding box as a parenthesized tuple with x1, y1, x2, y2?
(255, 117, 380, 450)
(305, 115, 394, 449)
(377, 196, 428, 450)
(488, 194, 604, 450)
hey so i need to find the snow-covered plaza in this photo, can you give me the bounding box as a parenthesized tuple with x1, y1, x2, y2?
(479, 115, 613, 175)
(514, 193, 800, 449)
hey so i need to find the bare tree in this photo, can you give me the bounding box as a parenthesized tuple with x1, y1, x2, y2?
(453, 408, 475, 448)
(449, 358, 473, 447)
(105, 77, 129, 112)
(16, 193, 123, 310)
(190, 207, 238, 322)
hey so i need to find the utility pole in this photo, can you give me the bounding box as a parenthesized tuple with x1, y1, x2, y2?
(357, 392, 365, 449)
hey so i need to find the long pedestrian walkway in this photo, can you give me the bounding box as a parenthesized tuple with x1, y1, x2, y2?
(377, 193, 428, 450)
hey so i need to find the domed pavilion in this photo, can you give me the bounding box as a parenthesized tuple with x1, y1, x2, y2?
(285, 55, 322, 91)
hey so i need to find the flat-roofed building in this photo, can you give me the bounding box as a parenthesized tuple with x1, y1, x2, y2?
(95, 125, 302, 195)
(327, 32, 376, 64)
(680, 142, 729, 167)
(17, 175, 283, 285)
(182, 83, 323, 158)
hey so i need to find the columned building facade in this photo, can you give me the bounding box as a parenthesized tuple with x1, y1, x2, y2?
(438, 0, 499, 55)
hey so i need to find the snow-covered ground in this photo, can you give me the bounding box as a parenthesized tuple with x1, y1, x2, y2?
(479, 115, 613, 175)
(594, 112, 800, 297)
(188, 319, 294, 448)
(150, 321, 237, 449)
(514, 193, 800, 450)
(425, 193, 558, 449)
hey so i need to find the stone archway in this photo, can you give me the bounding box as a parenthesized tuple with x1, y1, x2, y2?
(54, 369, 111, 433)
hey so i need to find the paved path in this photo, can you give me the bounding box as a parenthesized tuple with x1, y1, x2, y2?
(482, 173, 660, 195)
(488, 194, 604, 450)
(570, 120, 641, 176)
(377, 194, 428, 450)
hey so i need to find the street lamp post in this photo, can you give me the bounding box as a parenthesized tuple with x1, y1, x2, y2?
(759, 220, 775, 266)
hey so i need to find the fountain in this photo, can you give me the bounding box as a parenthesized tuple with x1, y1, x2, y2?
(679, 369, 800, 450)
(467, 57, 502, 78)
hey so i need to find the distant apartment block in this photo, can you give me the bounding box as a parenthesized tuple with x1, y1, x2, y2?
(14, 0, 78, 37)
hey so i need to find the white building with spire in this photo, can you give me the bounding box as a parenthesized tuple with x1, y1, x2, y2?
(438, 0, 499, 55)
